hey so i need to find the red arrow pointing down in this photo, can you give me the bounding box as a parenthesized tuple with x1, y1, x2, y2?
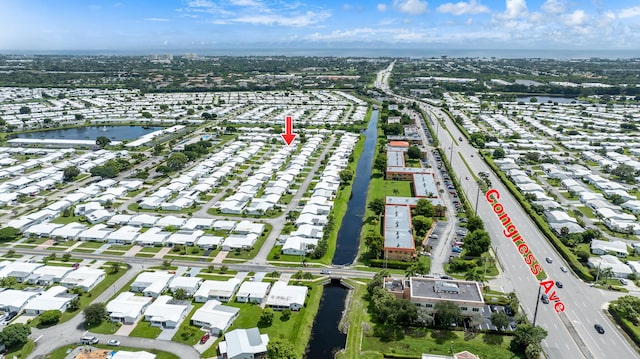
(281, 116, 296, 146)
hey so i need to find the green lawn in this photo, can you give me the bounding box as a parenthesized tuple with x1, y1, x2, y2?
(140, 246, 163, 253)
(172, 302, 204, 345)
(130, 320, 163, 338)
(5, 339, 34, 359)
(50, 215, 85, 225)
(362, 329, 522, 359)
(86, 319, 122, 334)
(337, 282, 374, 359)
(78, 241, 106, 249)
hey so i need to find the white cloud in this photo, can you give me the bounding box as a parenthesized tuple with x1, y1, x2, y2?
(393, 30, 423, 41)
(230, 0, 263, 6)
(393, 0, 428, 15)
(497, 0, 528, 20)
(437, 0, 490, 16)
(541, 0, 565, 14)
(377, 3, 388, 12)
(465, 18, 473, 25)
(144, 18, 170, 22)
(232, 10, 331, 27)
(618, 6, 640, 19)
(562, 10, 588, 26)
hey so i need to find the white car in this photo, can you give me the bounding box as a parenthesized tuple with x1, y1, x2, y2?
(560, 266, 568, 273)
(107, 339, 120, 346)
(320, 269, 331, 275)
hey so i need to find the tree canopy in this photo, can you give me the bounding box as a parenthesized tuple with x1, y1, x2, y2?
(83, 302, 107, 327)
(95, 136, 111, 148)
(267, 337, 297, 359)
(407, 145, 422, 159)
(63, 166, 80, 182)
(0, 227, 20, 242)
(464, 229, 491, 257)
(368, 198, 385, 216)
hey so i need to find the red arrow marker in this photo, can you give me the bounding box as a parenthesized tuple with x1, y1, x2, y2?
(281, 116, 296, 146)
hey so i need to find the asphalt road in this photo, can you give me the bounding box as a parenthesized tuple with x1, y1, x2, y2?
(425, 104, 640, 359)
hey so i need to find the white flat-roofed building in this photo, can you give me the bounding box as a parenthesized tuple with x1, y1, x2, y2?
(0, 289, 41, 313)
(23, 286, 77, 315)
(196, 235, 224, 250)
(281, 236, 319, 256)
(168, 276, 203, 296)
(184, 217, 216, 230)
(107, 291, 153, 324)
(24, 222, 63, 238)
(143, 295, 190, 328)
(234, 220, 265, 235)
(0, 262, 43, 283)
(135, 227, 170, 247)
(265, 281, 308, 311)
(218, 328, 269, 359)
(60, 267, 105, 291)
(26, 265, 73, 285)
(213, 219, 237, 232)
(129, 214, 160, 227)
(155, 215, 187, 229)
(108, 214, 133, 226)
(107, 225, 140, 244)
(78, 224, 111, 242)
(166, 230, 203, 247)
(190, 299, 240, 335)
(588, 255, 633, 278)
(221, 234, 258, 251)
(51, 222, 87, 240)
(591, 239, 629, 257)
(194, 278, 241, 303)
(130, 271, 175, 298)
(385, 277, 485, 316)
(236, 281, 271, 303)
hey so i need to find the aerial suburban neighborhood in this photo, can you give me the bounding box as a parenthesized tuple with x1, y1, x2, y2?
(0, 41, 639, 359)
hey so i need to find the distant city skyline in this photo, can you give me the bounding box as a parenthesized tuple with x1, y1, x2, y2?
(1, 0, 639, 53)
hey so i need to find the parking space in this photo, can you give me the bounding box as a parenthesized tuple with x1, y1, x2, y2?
(473, 304, 517, 332)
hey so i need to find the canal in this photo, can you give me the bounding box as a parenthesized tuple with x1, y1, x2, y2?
(305, 109, 378, 358)
(332, 109, 379, 266)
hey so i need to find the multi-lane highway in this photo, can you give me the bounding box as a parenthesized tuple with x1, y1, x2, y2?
(424, 104, 640, 359)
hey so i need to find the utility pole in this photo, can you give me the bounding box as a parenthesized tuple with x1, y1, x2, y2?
(475, 184, 481, 214)
(532, 284, 542, 327)
(595, 262, 601, 284)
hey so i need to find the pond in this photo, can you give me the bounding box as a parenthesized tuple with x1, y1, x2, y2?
(15, 126, 163, 141)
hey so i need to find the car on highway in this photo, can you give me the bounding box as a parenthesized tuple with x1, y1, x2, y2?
(560, 266, 568, 273)
(540, 294, 549, 304)
(320, 269, 331, 275)
(555, 281, 563, 288)
(545, 257, 553, 264)
(107, 339, 120, 346)
(594, 324, 605, 334)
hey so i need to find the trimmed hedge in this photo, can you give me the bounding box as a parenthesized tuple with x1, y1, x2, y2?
(370, 259, 413, 269)
(608, 307, 640, 348)
(483, 155, 594, 282)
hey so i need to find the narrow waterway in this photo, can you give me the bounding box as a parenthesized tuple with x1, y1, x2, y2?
(332, 109, 379, 265)
(304, 281, 349, 359)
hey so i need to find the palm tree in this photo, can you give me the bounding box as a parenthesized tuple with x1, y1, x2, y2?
(465, 268, 485, 283)
(405, 263, 418, 278)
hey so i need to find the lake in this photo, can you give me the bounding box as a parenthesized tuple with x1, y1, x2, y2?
(15, 126, 163, 141)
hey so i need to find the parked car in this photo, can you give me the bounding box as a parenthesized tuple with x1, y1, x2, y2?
(200, 333, 211, 344)
(72, 263, 80, 270)
(452, 246, 462, 253)
(594, 324, 605, 334)
(107, 339, 120, 346)
(619, 278, 628, 285)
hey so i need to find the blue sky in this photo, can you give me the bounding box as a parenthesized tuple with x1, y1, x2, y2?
(1, 0, 640, 51)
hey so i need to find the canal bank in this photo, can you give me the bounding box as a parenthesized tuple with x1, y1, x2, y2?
(305, 110, 378, 358)
(333, 109, 379, 265)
